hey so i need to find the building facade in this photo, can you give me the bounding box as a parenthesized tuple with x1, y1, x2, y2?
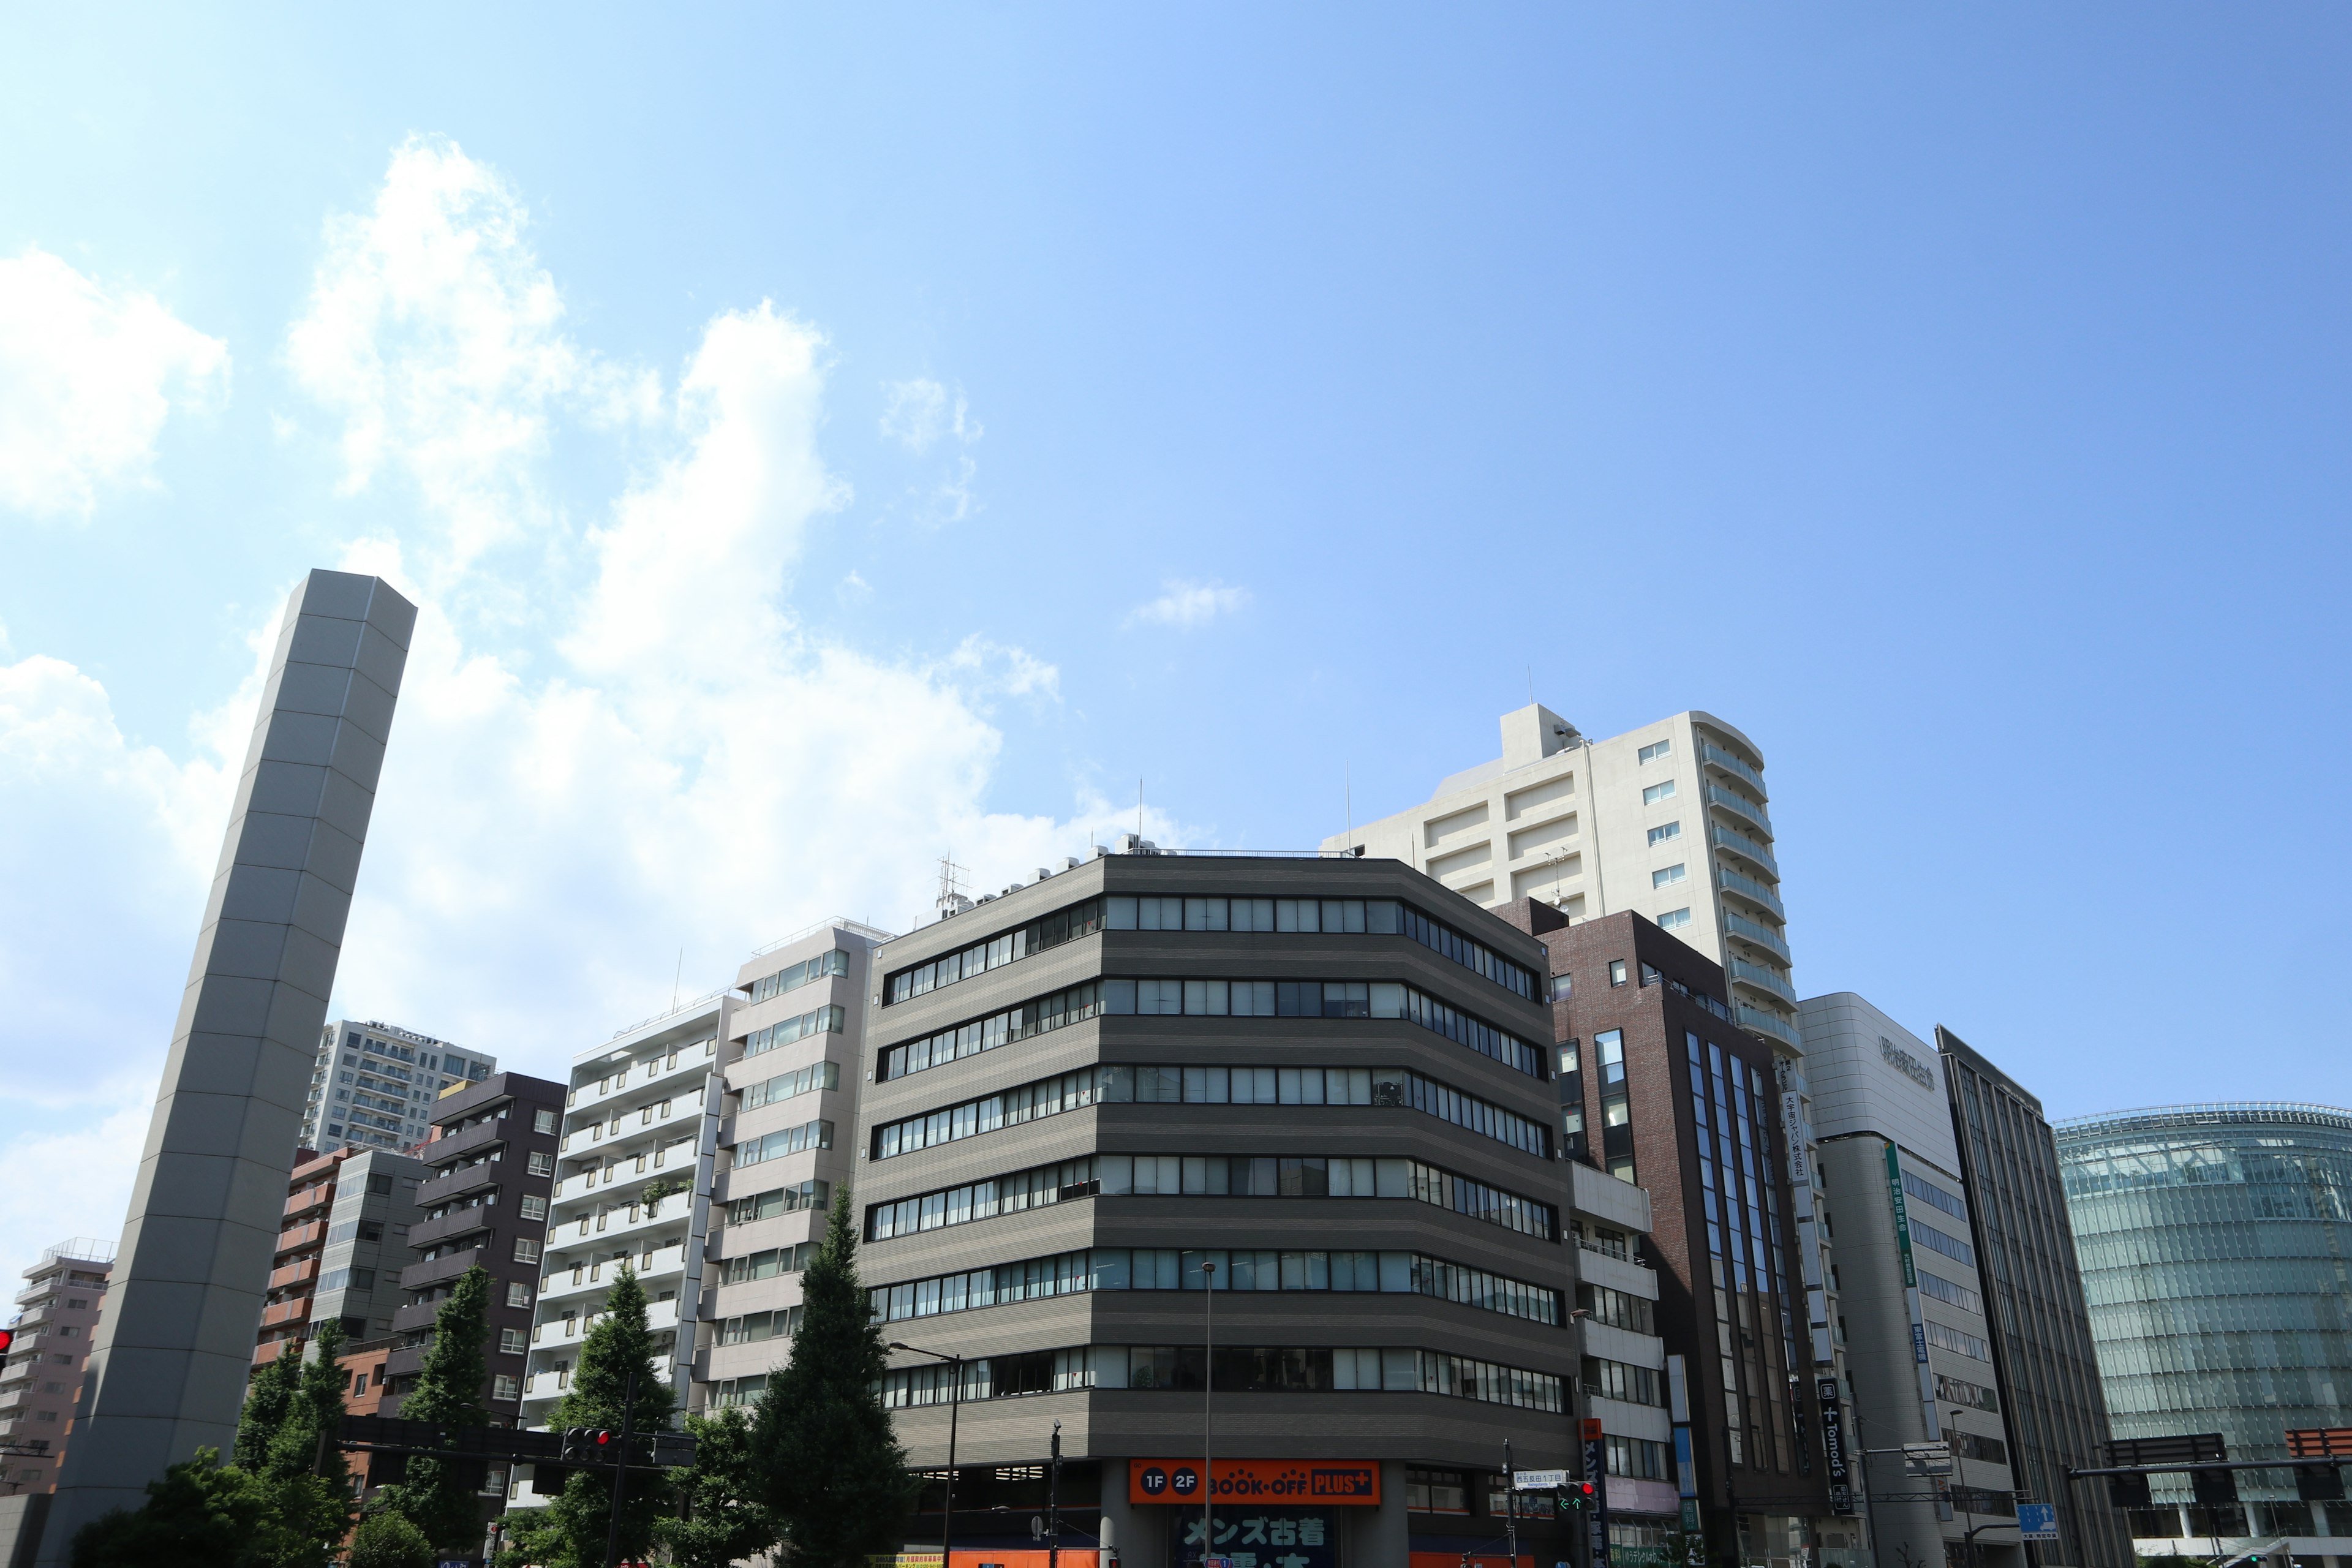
(301, 1018, 497, 1156)
(2055, 1102, 2352, 1560)
(1936, 1028, 2128, 1568)
(1800, 995, 2021, 1568)
(258, 1148, 361, 1368)
(856, 852, 1578, 1568)
(1521, 906, 1842, 1568)
(390, 1072, 567, 1434)
(701, 920, 891, 1411)
(0, 1242, 114, 1495)
(516, 1000, 733, 1469)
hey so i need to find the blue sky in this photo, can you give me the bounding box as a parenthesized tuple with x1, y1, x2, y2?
(2, 7, 2346, 1267)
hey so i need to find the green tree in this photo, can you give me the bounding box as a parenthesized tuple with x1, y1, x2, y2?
(753, 1189, 912, 1567)
(374, 1264, 493, 1551)
(69, 1447, 334, 1568)
(347, 1512, 437, 1568)
(263, 1316, 350, 1491)
(235, 1351, 301, 1473)
(656, 1404, 776, 1568)
(538, 1261, 677, 1567)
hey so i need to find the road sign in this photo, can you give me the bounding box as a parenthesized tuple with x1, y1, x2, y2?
(2016, 1504, 2058, 1542)
(1904, 1442, 1953, 1477)
(2105, 1433, 2225, 1469)
(1514, 1469, 1572, 1490)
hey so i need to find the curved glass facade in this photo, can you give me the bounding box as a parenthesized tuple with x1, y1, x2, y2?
(2055, 1102, 2352, 1541)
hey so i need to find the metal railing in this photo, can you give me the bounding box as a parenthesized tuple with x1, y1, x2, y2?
(1730, 958, 1798, 1004)
(1716, 867, 1787, 919)
(745, 915, 900, 960)
(1703, 783, 1774, 840)
(1722, 911, 1792, 962)
(607, 987, 731, 1042)
(1709, 823, 1781, 879)
(1700, 742, 1768, 795)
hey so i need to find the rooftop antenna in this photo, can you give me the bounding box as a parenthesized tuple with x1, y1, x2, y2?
(1345, 761, 1353, 853)
(935, 854, 971, 921)
(671, 947, 683, 1010)
(1527, 666, 1535, 707)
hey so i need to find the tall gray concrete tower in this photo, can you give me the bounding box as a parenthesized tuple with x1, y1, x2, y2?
(30, 570, 413, 1565)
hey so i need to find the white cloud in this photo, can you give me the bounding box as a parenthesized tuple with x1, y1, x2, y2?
(0, 247, 228, 518)
(0, 1082, 156, 1281)
(1125, 578, 1252, 630)
(879, 376, 981, 524)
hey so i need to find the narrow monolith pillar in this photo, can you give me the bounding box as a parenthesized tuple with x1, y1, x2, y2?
(29, 570, 413, 1566)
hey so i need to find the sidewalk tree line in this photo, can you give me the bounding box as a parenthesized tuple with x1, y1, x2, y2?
(66, 1189, 914, 1568)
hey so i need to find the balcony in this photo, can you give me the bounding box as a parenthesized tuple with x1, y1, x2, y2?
(283, 1185, 334, 1220)
(1737, 1004, 1799, 1049)
(423, 1116, 508, 1168)
(417, 1159, 500, 1209)
(384, 1345, 427, 1381)
(409, 1205, 498, 1252)
(1715, 867, 1786, 921)
(268, 1257, 318, 1292)
(570, 1044, 720, 1119)
(549, 1193, 695, 1253)
(1699, 741, 1768, 796)
(398, 1246, 487, 1294)
(1721, 911, 1790, 964)
(1708, 824, 1780, 880)
(275, 1220, 328, 1254)
(258, 1297, 312, 1330)
(1729, 957, 1798, 1006)
(538, 1241, 694, 1308)
(1703, 784, 1774, 840)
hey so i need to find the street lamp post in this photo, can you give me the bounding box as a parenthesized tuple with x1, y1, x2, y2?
(1201, 1259, 1218, 1568)
(892, 1341, 965, 1568)
(1948, 1409, 1976, 1568)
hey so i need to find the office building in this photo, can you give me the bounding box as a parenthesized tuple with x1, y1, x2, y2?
(2055, 1102, 2352, 1561)
(1800, 995, 2021, 1568)
(301, 1018, 497, 1155)
(1516, 905, 1844, 1568)
(856, 851, 1577, 1567)
(1937, 1028, 2129, 1568)
(516, 997, 734, 1471)
(257, 1147, 426, 1370)
(0, 1242, 114, 1496)
(701, 919, 892, 1411)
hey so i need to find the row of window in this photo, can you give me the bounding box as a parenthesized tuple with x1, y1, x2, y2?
(1577, 1282, 1656, 1335)
(732, 1118, 833, 1169)
(723, 1179, 831, 1227)
(885, 898, 1107, 1005)
(738, 1058, 839, 1111)
(1902, 1169, 1969, 1223)
(868, 1246, 1560, 1326)
(1911, 1218, 1977, 1268)
(883, 893, 1540, 1008)
(880, 976, 1542, 1083)
(722, 1241, 818, 1284)
(1923, 1317, 1991, 1363)
(878, 1344, 1562, 1411)
(718, 1304, 804, 1345)
(865, 1152, 1555, 1243)
(1107, 978, 1545, 1079)
(741, 1004, 846, 1061)
(745, 947, 851, 1005)
(1937, 1372, 2001, 1412)
(1918, 1268, 1981, 1316)
(1114, 1063, 1553, 1157)
(871, 1062, 1551, 1162)
(1583, 1355, 1662, 1406)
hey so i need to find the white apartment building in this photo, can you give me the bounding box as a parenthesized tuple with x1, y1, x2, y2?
(701, 919, 889, 1411)
(1326, 704, 1795, 1053)
(515, 993, 732, 1463)
(301, 1018, 497, 1155)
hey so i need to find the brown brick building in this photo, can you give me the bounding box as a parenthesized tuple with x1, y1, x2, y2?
(1503, 902, 1838, 1566)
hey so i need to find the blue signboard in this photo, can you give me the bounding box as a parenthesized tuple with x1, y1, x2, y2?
(2017, 1503, 2058, 1542)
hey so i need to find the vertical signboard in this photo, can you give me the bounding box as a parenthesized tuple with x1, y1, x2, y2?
(1816, 1378, 1853, 1515)
(1883, 1141, 1942, 1436)
(1581, 1418, 1610, 1568)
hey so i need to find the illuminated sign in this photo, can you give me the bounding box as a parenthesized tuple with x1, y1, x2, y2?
(1129, 1460, 1381, 1506)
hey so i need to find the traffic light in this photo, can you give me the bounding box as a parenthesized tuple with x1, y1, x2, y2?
(2296, 1464, 2346, 1503)
(2105, 1471, 2152, 1509)
(1559, 1480, 1597, 1513)
(2190, 1468, 2240, 1510)
(0, 1327, 14, 1360)
(559, 1428, 617, 1464)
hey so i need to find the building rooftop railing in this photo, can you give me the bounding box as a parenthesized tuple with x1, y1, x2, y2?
(603, 987, 731, 1044)
(39, 1238, 115, 1268)
(2054, 1102, 2352, 1136)
(745, 916, 900, 961)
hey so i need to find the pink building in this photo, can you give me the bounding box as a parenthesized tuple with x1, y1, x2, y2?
(0, 1241, 116, 1496)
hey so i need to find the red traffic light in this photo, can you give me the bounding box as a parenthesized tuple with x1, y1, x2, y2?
(594, 1430, 613, 1447)
(0, 1328, 15, 1356)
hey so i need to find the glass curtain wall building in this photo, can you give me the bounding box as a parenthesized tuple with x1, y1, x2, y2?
(2054, 1102, 2352, 1557)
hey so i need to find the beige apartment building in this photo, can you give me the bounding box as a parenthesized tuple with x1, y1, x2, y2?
(1324, 704, 1795, 1054)
(0, 1242, 113, 1496)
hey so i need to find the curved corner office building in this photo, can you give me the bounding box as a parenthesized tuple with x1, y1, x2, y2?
(2054, 1102, 2352, 1560)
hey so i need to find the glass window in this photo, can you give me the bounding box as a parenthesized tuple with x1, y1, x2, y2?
(1642, 780, 1677, 805)
(1657, 908, 1691, 930)
(1608, 960, 1627, 987)
(1637, 739, 1672, 764)
(1647, 822, 1680, 846)
(1653, 864, 1686, 888)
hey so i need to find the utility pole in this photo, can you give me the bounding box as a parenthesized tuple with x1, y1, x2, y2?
(602, 1365, 639, 1568)
(1048, 1420, 1063, 1568)
(1504, 1438, 1521, 1568)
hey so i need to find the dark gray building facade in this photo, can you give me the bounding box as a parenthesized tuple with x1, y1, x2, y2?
(1937, 1028, 2129, 1568)
(856, 851, 1577, 1567)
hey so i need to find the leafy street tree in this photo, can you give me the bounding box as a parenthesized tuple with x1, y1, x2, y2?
(346, 1512, 437, 1568)
(753, 1188, 913, 1567)
(263, 1315, 349, 1490)
(655, 1404, 775, 1568)
(537, 1261, 677, 1567)
(68, 1446, 337, 1568)
(373, 1264, 493, 1551)
(234, 1350, 301, 1473)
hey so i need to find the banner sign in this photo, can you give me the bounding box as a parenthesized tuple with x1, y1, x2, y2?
(1582, 1419, 1610, 1568)
(1131, 1460, 1380, 1507)
(1171, 1507, 1336, 1568)
(1816, 1378, 1853, 1514)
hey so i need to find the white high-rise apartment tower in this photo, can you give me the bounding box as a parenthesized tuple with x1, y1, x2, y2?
(1324, 704, 1796, 1049)
(300, 1018, 497, 1155)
